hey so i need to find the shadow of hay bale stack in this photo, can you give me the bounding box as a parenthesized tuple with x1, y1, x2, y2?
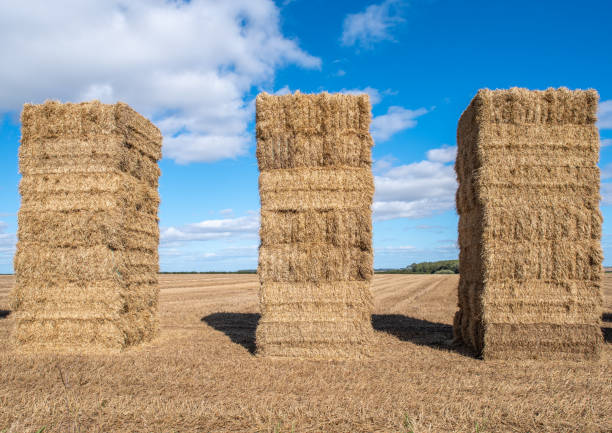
(11, 101, 162, 351)
(255, 92, 375, 359)
(454, 88, 604, 360)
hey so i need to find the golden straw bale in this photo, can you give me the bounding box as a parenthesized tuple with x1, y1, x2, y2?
(18, 210, 158, 251)
(454, 88, 603, 360)
(255, 92, 375, 359)
(11, 101, 162, 351)
(260, 209, 371, 248)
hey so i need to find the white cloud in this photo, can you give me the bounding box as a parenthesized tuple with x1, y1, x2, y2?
(159, 242, 259, 271)
(371, 106, 428, 142)
(0, 221, 16, 269)
(215, 245, 258, 258)
(372, 243, 459, 268)
(164, 133, 251, 165)
(161, 214, 259, 243)
(341, 0, 404, 48)
(601, 163, 612, 180)
(598, 100, 612, 129)
(375, 245, 415, 254)
(372, 197, 455, 221)
(0, 0, 320, 164)
(340, 87, 382, 105)
(437, 241, 459, 251)
(80, 83, 115, 103)
(602, 183, 612, 206)
(219, 208, 234, 216)
(373, 146, 457, 221)
(273, 85, 293, 95)
(426, 145, 456, 163)
(163, 245, 257, 260)
(372, 155, 397, 173)
(414, 224, 446, 232)
(601, 138, 612, 147)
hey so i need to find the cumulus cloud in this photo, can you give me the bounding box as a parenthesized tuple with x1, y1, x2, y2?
(159, 243, 259, 272)
(372, 242, 459, 268)
(341, 0, 404, 48)
(372, 155, 397, 173)
(601, 163, 612, 180)
(414, 224, 447, 232)
(0, 221, 16, 269)
(426, 145, 456, 163)
(371, 106, 428, 142)
(598, 100, 612, 129)
(340, 87, 382, 105)
(273, 85, 293, 95)
(601, 183, 612, 206)
(373, 146, 457, 221)
(375, 245, 415, 254)
(214, 245, 258, 258)
(0, 0, 320, 164)
(161, 214, 259, 243)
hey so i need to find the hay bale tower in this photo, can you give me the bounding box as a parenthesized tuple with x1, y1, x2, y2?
(255, 92, 375, 359)
(454, 88, 603, 360)
(12, 101, 162, 350)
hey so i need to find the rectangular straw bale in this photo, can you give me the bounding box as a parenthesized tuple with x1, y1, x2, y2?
(255, 92, 375, 359)
(454, 88, 603, 360)
(17, 210, 158, 250)
(11, 101, 162, 351)
(259, 209, 371, 248)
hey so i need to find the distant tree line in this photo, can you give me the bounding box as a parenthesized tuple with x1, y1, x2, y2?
(161, 262, 464, 276)
(407, 260, 459, 274)
(376, 260, 459, 274)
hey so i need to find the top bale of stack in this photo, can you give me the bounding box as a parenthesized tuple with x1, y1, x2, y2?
(256, 92, 373, 170)
(21, 101, 162, 160)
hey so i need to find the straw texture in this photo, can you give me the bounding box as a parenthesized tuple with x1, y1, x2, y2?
(12, 101, 162, 351)
(255, 92, 375, 359)
(454, 88, 603, 360)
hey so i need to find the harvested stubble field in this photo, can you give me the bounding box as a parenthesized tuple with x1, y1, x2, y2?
(0, 273, 610, 433)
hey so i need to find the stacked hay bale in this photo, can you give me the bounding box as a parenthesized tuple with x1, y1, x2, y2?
(454, 87, 603, 360)
(12, 101, 162, 350)
(255, 92, 375, 359)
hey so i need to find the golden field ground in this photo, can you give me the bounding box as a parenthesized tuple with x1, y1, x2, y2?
(0, 274, 610, 433)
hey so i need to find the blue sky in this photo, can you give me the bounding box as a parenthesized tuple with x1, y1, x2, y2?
(1, 0, 611, 272)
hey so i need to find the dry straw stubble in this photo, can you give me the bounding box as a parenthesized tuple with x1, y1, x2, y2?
(454, 87, 603, 360)
(12, 101, 162, 351)
(256, 92, 375, 359)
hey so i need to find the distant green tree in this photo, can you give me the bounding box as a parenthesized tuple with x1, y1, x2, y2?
(405, 260, 459, 274)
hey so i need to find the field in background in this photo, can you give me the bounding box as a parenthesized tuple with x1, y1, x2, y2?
(0, 274, 610, 432)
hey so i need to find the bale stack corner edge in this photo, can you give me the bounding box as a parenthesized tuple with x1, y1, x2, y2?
(454, 87, 603, 360)
(12, 101, 162, 350)
(255, 92, 375, 359)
